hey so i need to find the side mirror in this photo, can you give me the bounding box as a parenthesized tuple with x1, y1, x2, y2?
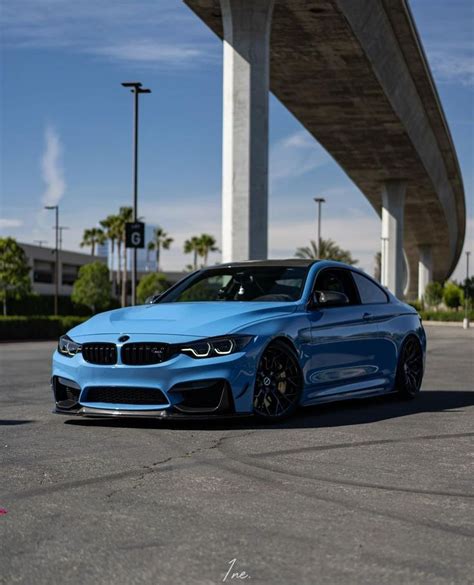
(313, 290, 350, 307)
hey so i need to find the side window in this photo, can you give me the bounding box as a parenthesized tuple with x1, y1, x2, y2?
(352, 272, 388, 304)
(314, 269, 359, 305)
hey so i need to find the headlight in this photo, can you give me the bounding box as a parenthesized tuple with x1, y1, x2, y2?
(58, 335, 82, 357)
(178, 335, 253, 359)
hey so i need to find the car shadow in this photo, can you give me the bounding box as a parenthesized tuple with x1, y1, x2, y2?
(63, 389, 474, 431)
(0, 420, 35, 426)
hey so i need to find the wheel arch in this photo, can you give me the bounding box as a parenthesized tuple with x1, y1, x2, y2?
(266, 334, 300, 358)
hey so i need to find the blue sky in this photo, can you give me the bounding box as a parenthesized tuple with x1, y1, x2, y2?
(0, 0, 472, 279)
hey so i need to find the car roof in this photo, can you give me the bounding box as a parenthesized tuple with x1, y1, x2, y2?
(207, 259, 318, 269)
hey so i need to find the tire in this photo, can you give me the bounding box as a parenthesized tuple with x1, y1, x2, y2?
(395, 335, 424, 399)
(253, 340, 303, 421)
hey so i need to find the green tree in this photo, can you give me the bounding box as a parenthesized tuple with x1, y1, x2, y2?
(461, 276, 474, 311)
(295, 238, 358, 265)
(184, 236, 201, 270)
(0, 237, 32, 316)
(147, 226, 173, 271)
(71, 262, 111, 313)
(137, 272, 169, 304)
(424, 281, 443, 308)
(80, 227, 106, 256)
(197, 233, 219, 266)
(443, 281, 463, 311)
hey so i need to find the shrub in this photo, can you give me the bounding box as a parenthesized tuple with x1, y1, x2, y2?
(408, 300, 423, 312)
(424, 282, 444, 308)
(72, 262, 111, 313)
(0, 316, 89, 341)
(137, 273, 169, 304)
(443, 282, 464, 311)
(420, 310, 474, 322)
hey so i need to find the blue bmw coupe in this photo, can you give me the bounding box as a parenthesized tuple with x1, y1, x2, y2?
(52, 260, 426, 422)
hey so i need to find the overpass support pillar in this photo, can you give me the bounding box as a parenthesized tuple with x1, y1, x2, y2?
(381, 181, 406, 298)
(220, 0, 275, 262)
(418, 245, 433, 301)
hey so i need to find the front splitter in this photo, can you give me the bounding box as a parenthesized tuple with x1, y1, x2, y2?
(53, 406, 250, 420)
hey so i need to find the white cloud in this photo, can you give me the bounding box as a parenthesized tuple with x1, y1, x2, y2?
(269, 211, 380, 275)
(92, 41, 209, 67)
(429, 51, 474, 87)
(270, 131, 331, 182)
(0, 218, 23, 229)
(1, 0, 215, 69)
(138, 197, 222, 269)
(41, 125, 65, 208)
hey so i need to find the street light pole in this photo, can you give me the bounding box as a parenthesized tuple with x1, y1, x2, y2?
(54, 226, 69, 250)
(45, 205, 59, 315)
(313, 197, 326, 258)
(121, 81, 151, 306)
(464, 251, 471, 329)
(381, 237, 389, 287)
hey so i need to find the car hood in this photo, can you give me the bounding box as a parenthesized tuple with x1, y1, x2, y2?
(68, 301, 298, 341)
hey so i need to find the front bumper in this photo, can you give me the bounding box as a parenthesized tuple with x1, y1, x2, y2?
(51, 337, 263, 418)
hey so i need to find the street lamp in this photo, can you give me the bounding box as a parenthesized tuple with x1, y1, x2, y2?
(45, 205, 59, 315)
(34, 240, 48, 247)
(55, 226, 70, 250)
(464, 251, 471, 329)
(121, 81, 151, 306)
(313, 197, 326, 258)
(381, 237, 389, 287)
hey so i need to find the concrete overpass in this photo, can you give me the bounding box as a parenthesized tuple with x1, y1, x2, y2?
(184, 0, 466, 299)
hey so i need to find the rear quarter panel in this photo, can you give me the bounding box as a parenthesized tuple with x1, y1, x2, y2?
(375, 304, 426, 390)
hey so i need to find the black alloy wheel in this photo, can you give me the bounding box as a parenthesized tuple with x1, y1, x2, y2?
(396, 336, 424, 399)
(253, 340, 303, 421)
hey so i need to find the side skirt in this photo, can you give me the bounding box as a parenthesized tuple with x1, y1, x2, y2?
(301, 387, 395, 407)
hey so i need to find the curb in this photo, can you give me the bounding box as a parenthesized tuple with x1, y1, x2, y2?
(422, 320, 468, 328)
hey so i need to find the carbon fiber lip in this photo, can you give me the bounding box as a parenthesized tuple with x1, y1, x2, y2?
(53, 406, 250, 420)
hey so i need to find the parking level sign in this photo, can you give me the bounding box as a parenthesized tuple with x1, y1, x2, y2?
(125, 222, 145, 248)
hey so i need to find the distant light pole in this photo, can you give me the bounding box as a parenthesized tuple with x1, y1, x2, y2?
(45, 205, 59, 315)
(313, 197, 326, 258)
(34, 240, 48, 247)
(464, 251, 471, 329)
(56, 226, 70, 250)
(381, 237, 389, 287)
(121, 81, 151, 306)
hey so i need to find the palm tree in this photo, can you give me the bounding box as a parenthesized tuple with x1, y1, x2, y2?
(184, 236, 201, 270)
(80, 227, 106, 256)
(197, 234, 219, 266)
(295, 238, 357, 265)
(100, 214, 120, 290)
(374, 251, 382, 282)
(116, 206, 133, 306)
(147, 226, 173, 272)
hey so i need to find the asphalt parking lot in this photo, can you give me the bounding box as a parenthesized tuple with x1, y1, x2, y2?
(1, 324, 473, 585)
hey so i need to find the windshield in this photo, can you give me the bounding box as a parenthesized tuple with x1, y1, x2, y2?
(157, 266, 309, 303)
